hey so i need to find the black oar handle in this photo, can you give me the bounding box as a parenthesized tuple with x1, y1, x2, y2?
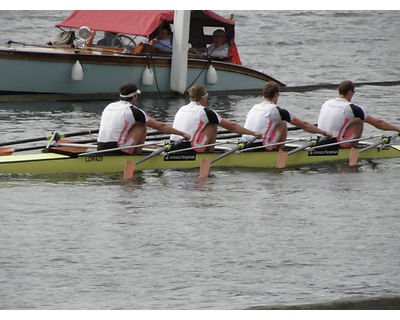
(62, 129, 99, 138)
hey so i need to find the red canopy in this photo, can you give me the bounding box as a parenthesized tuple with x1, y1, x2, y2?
(56, 10, 235, 37)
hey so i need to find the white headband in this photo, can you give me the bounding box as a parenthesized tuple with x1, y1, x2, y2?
(120, 89, 141, 98)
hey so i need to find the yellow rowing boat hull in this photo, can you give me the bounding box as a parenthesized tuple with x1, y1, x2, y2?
(1, 144, 400, 175)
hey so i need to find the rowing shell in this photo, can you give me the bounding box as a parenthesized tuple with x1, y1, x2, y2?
(1, 143, 400, 175)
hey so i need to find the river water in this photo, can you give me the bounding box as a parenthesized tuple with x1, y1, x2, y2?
(0, 10, 400, 311)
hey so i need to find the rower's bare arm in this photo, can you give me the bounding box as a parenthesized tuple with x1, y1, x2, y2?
(219, 119, 262, 138)
(365, 115, 400, 132)
(147, 119, 191, 140)
(291, 117, 329, 136)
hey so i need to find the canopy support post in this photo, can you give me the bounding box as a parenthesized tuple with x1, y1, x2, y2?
(170, 10, 190, 94)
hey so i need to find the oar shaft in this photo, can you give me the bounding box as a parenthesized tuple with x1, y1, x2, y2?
(145, 125, 305, 142)
(211, 137, 257, 164)
(359, 133, 399, 153)
(210, 147, 241, 164)
(0, 138, 97, 154)
(310, 135, 381, 150)
(0, 129, 99, 147)
(0, 125, 305, 147)
(55, 143, 97, 149)
(242, 138, 305, 153)
(358, 141, 385, 153)
(135, 146, 168, 165)
(287, 140, 317, 155)
(198, 137, 258, 177)
(135, 140, 185, 165)
(62, 129, 99, 138)
(79, 142, 155, 156)
(349, 133, 399, 166)
(167, 140, 232, 154)
(122, 140, 184, 179)
(0, 139, 97, 156)
(145, 132, 241, 142)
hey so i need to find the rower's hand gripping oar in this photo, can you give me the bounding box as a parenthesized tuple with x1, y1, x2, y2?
(276, 137, 319, 169)
(199, 137, 257, 178)
(123, 139, 185, 179)
(349, 133, 400, 166)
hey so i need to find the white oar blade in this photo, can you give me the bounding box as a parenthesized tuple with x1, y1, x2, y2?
(199, 159, 211, 178)
(276, 149, 288, 168)
(349, 147, 360, 166)
(123, 160, 136, 179)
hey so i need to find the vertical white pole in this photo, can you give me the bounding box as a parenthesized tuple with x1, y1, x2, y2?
(170, 10, 190, 94)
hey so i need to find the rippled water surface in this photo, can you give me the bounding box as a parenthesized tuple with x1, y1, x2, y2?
(1, 10, 400, 310)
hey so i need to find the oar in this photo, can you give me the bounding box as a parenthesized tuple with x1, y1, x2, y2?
(241, 138, 305, 152)
(144, 125, 305, 142)
(199, 137, 257, 178)
(277, 136, 379, 169)
(0, 129, 99, 147)
(145, 132, 242, 142)
(167, 140, 237, 155)
(309, 135, 381, 151)
(276, 138, 319, 169)
(54, 142, 97, 149)
(53, 140, 96, 153)
(0, 138, 97, 156)
(79, 142, 160, 157)
(123, 139, 185, 179)
(349, 133, 399, 166)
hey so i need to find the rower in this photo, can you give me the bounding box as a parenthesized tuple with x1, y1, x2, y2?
(317, 80, 400, 148)
(169, 85, 262, 154)
(242, 81, 330, 151)
(97, 83, 190, 155)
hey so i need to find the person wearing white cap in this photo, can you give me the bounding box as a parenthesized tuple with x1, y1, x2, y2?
(97, 83, 190, 154)
(205, 29, 229, 59)
(189, 29, 229, 60)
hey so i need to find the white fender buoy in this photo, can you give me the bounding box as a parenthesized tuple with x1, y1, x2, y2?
(71, 60, 83, 81)
(142, 66, 154, 86)
(206, 65, 217, 85)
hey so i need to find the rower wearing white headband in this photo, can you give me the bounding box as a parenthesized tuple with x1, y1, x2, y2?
(119, 89, 141, 98)
(97, 83, 190, 155)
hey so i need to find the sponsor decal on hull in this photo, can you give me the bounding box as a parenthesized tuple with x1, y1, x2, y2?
(164, 154, 197, 161)
(308, 149, 339, 156)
